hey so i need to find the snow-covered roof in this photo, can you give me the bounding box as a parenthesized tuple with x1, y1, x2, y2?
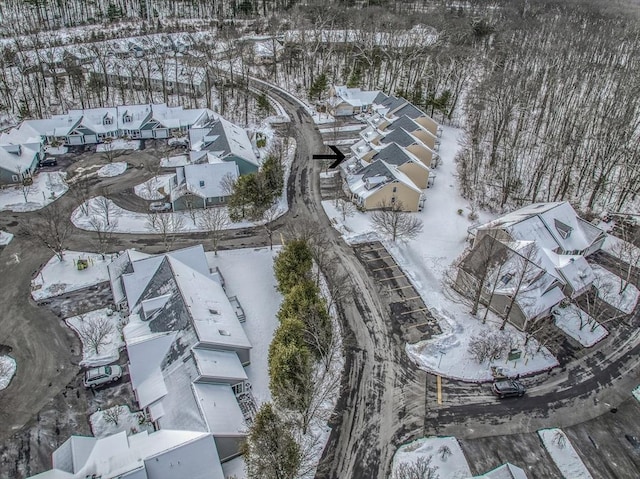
(0, 142, 40, 174)
(331, 85, 383, 108)
(169, 256, 251, 350)
(193, 348, 248, 382)
(479, 202, 605, 254)
(155, 356, 209, 432)
(179, 162, 239, 199)
(30, 430, 224, 479)
(51, 436, 96, 474)
(189, 117, 258, 167)
(477, 462, 528, 479)
(125, 331, 176, 408)
(192, 383, 247, 436)
(93, 57, 208, 86)
(346, 159, 422, 200)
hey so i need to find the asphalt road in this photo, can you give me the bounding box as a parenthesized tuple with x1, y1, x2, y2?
(1, 82, 639, 478)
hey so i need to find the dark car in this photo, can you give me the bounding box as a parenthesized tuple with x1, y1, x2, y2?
(492, 379, 526, 398)
(39, 157, 58, 167)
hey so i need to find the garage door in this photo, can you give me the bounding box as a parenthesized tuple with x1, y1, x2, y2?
(84, 134, 98, 144)
(68, 136, 83, 145)
(154, 129, 169, 139)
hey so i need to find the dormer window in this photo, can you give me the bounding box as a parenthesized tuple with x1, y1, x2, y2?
(104, 117, 112, 125)
(123, 114, 132, 123)
(500, 272, 514, 285)
(554, 219, 573, 239)
(199, 180, 205, 187)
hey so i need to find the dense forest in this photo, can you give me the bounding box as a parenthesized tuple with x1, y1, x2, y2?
(0, 0, 638, 213)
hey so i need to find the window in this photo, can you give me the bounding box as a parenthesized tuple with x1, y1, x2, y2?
(11, 175, 18, 182)
(104, 117, 112, 125)
(199, 180, 205, 187)
(123, 115, 132, 123)
(500, 273, 514, 285)
(392, 186, 397, 193)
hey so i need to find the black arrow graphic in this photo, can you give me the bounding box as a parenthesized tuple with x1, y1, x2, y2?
(312, 145, 346, 169)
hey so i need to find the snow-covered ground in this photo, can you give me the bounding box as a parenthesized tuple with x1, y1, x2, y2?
(160, 154, 189, 168)
(97, 161, 128, 178)
(592, 264, 639, 314)
(0, 172, 67, 212)
(538, 428, 593, 479)
(206, 247, 281, 405)
(391, 436, 472, 479)
(64, 308, 125, 367)
(134, 174, 174, 200)
(96, 139, 140, 151)
(552, 304, 608, 347)
(90, 405, 151, 438)
(44, 145, 68, 155)
(322, 126, 558, 381)
(0, 355, 17, 390)
(0, 230, 13, 246)
(318, 124, 365, 134)
(31, 251, 112, 300)
(73, 196, 253, 234)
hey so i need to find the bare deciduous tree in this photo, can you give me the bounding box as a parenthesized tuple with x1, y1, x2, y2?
(370, 200, 424, 242)
(468, 331, 517, 364)
(610, 234, 640, 295)
(88, 215, 118, 259)
(20, 201, 72, 261)
(197, 207, 229, 255)
(336, 199, 356, 221)
(76, 315, 113, 355)
(103, 405, 125, 426)
(146, 213, 185, 251)
(391, 456, 439, 479)
(261, 203, 282, 250)
(92, 196, 117, 226)
(65, 175, 92, 215)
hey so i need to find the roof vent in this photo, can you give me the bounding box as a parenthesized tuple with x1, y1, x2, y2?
(218, 329, 230, 336)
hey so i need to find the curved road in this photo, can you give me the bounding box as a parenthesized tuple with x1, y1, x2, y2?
(261, 84, 640, 478)
(0, 81, 639, 477)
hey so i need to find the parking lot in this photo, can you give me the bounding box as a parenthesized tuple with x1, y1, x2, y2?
(354, 242, 441, 343)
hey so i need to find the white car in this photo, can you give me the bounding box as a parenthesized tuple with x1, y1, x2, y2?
(149, 202, 172, 212)
(83, 365, 123, 389)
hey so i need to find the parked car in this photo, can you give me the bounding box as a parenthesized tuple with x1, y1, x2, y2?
(492, 379, 526, 399)
(39, 157, 58, 167)
(149, 202, 172, 212)
(83, 365, 123, 389)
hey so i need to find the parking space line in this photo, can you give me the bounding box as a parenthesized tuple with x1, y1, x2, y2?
(379, 274, 406, 282)
(401, 307, 429, 315)
(403, 295, 422, 301)
(408, 320, 433, 329)
(437, 375, 442, 405)
(372, 264, 399, 272)
(388, 284, 414, 292)
(365, 255, 393, 262)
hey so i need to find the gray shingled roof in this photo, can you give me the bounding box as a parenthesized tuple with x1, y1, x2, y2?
(384, 114, 422, 133)
(380, 127, 417, 147)
(371, 142, 413, 166)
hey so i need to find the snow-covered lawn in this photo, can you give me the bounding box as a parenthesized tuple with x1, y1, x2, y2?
(97, 161, 128, 178)
(538, 428, 593, 479)
(318, 124, 365, 134)
(552, 304, 608, 347)
(206, 247, 281, 405)
(0, 230, 13, 246)
(73, 196, 253, 234)
(0, 355, 17, 390)
(75, 136, 295, 234)
(31, 251, 112, 300)
(322, 125, 558, 381)
(160, 154, 188, 168)
(90, 405, 151, 438)
(133, 174, 174, 200)
(96, 139, 140, 151)
(207, 246, 343, 479)
(592, 264, 639, 314)
(391, 436, 472, 479)
(0, 172, 67, 212)
(44, 145, 68, 155)
(65, 308, 125, 367)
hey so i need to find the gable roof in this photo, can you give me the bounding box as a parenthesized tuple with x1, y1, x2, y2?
(478, 202, 605, 254)
(189, 118, 258, 167)
(179, 162, 239, 200)
(346, 159, 422, 200)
